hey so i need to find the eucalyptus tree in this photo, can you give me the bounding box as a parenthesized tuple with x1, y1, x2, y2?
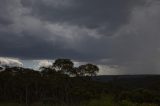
(53, 59, 74, 75)
(78, 64, 99, 77)
(40, 66, 56, 77)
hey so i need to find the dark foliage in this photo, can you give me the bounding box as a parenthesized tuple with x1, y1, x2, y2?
(0, 59, 103, 105)
(0, 59, 160, 105)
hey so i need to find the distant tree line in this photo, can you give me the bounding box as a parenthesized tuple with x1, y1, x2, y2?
(40, 59, 99, 77)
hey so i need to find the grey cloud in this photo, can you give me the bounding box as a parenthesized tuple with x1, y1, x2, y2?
(111, 0, 160, 74)
(21, 0, 144, 35)
(0, 0, 159, 74)
(0, 0, 114, 60)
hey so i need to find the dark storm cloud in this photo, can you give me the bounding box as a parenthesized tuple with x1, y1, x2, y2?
(0, 0, 142, 59)
(21, 0, 144, 33)
(0, 0, 160, 74)
(0, 33, 83, 59)
(111, 0, 160, 74)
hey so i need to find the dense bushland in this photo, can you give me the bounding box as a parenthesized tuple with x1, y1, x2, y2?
(0, 59, 160, 106)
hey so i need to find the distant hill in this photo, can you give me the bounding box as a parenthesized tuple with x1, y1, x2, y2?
(93, 75, 160, 90)
(93, 75, 160, 82)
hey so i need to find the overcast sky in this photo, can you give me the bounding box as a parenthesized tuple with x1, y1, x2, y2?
(0, 0, 160, 75)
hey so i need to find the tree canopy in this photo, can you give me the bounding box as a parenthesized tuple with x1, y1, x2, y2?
(40, 58, 99, 77)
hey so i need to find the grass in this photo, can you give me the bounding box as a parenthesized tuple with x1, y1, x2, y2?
(0, 96, 159, 106)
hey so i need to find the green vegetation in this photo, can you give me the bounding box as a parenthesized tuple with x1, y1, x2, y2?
(0, 97, 158, 106)
(0, 58, 160, 106)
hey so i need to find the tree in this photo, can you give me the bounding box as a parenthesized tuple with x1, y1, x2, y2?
(70, 67, 79, 77)
(78, 64, 99, 77)
(70, 67, 85, 77)
(40, 66, 56, 77)
(53, 59, 74, 75)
